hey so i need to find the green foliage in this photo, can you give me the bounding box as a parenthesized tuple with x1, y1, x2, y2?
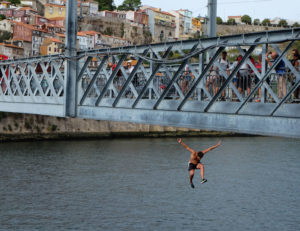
(0, 31, 12, 43)
(24, 119, 32, 130)
(216, 17, 223, 25)
(241, 15, 252, 25)
(35, 125, 41, 133)
(292, 41, 300, 52)
(293, 22, 300, 28)
(253, 18, 260, 25)
(95, 0, 116, 11)
(227, 18, 236, 25)
(117, 0, 141, 11)
(0, 14, 6, 20)
(262, 18, 271, 26)
(120, 23, 125, 37)
(47, 124, 57, 132)
(0, 112, 8, 122)
(278, 19, 288, 27)
(8, 0, 20, 5)
(104, 27, 113, 36)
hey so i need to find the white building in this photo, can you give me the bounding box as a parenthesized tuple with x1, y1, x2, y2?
(0, 19, 13, 33)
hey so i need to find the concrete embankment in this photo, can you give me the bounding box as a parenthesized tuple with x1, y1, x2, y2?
(0, 113, 237, 142)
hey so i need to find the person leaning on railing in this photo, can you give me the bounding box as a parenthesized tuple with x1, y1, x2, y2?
(290, 49, 300, 101)
(266, 52, 286, 99)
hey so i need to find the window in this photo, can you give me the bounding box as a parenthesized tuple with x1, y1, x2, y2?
(49, 47, 51, 52)
(49, 7, 53, 14)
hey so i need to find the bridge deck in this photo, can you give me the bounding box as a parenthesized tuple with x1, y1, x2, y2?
(1, 28, 300, 138)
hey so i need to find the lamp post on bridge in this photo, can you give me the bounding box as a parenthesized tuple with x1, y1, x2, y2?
(64, 0, 78, 117)
(207, 0, 217, 38)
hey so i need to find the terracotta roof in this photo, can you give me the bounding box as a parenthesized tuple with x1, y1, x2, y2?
(12, 21, 35, 30)
(80, 31, 101, 36)
(146, 7, 175, 17)
(50, 38, 63, 43)
(49, 17, 65, 21)
(45, 3, 66, 8)
(0, 43, 23, 49)
(78, 32, 87, 37)
(18, 7, 37, 12)
(56, 33, 65, 38)
(43, 23, 64, 28)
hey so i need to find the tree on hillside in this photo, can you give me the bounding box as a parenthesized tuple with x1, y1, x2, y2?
(262, 18, 271, 26)
(227, 18, 236, 25)
(253, 18, 260, 25)
(95, 0, 116, 11)
(293, 22, 300, 28)
(241, 15, 252, 25)
(216, 16, 223, 25)
(8, 0, 20, 5)
(278, 19, 288, 27)
(117, 0, 141, 11)
(0, 31, 12, 43)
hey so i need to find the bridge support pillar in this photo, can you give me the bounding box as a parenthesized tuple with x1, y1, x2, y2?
(64, 0, 78, 117)
(207, 0, 217, 38)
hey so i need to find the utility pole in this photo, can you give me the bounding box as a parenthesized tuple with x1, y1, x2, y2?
(64, 0, 78, 117)
(207, 0, 217, 37)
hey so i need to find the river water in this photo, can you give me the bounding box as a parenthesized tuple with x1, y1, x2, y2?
(0, 137, 300, 231)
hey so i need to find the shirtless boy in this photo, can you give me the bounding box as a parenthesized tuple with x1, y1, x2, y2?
(177, 138, 222, 188)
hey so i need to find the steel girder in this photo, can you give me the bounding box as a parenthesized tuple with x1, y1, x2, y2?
(1, 28, 300, 137)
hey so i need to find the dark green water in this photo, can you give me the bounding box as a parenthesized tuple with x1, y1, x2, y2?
(1, 137, 300, 231)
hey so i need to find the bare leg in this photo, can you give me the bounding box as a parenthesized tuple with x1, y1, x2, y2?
(189, 169, 195, 188)
(197, 163, 205, 180)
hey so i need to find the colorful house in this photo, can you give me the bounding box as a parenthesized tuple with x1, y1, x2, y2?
(141, 6, 176, 42)
(40, 37, 63, 55)
(0, 42, 24, 59)
(192, 17, 201, 35)
(44, 3, 66, 19)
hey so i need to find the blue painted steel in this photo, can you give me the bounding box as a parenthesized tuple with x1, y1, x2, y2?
(0, 28, 300, 138)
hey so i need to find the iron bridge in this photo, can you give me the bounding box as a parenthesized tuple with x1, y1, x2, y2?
(1, 27, 300, 138)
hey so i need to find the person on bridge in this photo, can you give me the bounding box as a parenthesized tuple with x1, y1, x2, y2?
(177, 138, 221, 188)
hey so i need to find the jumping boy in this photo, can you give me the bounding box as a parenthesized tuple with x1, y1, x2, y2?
(177, 138, 222, 188)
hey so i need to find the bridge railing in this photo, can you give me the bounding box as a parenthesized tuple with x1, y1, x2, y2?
(76, 28, 300, 118)
(0, 56, 66, 116)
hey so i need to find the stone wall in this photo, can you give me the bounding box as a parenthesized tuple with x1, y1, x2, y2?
(0, 113, 203, 141)
(217, 24, 284, 36)
(79, 17, 152, 45)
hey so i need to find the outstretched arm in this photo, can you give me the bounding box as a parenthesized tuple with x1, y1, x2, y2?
(177, 138, 195, 153)
(202, 141, 222, 154)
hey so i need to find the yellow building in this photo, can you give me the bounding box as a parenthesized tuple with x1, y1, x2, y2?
(0, 1, 11, 8)
(40, 37, 63, 55)
(152, 8, 175, 28)
(192, 17, 201, 34)
(44, 3, 66, 19)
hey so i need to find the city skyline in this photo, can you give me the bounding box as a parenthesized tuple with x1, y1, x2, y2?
(114, 0, 300, 22)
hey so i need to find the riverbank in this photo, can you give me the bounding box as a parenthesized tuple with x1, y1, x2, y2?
(0, 112, 244, 142)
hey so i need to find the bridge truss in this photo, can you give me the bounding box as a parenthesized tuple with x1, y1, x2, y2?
(0, 28, 300, 137)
